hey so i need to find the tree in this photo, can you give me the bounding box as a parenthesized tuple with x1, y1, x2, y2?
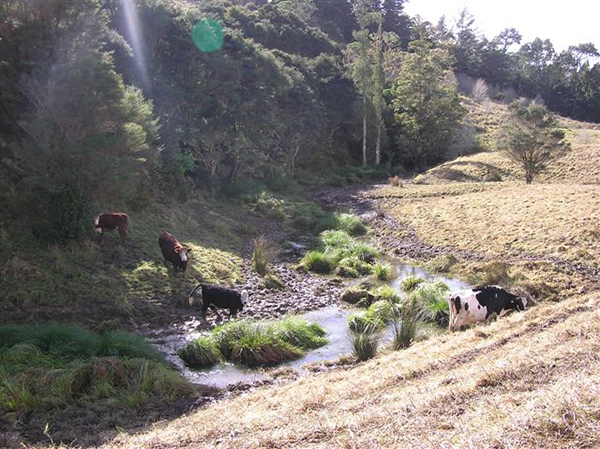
(497, 103, 566, 184)
(391, 37, 466, 168)
(371, 18, 385, 165)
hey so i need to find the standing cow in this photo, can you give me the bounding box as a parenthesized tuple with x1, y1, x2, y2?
(159, 231, 193, 273)
(94, 213, 129, 243)
(448, 285, 527, 332)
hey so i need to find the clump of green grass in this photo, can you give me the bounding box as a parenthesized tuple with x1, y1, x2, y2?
(299, 250, 335, 274)
(0, 325, 196, 420)
(426, 254, 458, 273)
(334, 212, 367, 236)
(390, 297, 426, 350)
(408, 281, 450, 325)
(340, 286, 371, 306)
(252, 236, 278, 276)
(272, 317, 328, 350)
(0, 324, 163, 362)
(373, 262, 393, 281)
(178, 336, 222, 368)
(349, 322, 383, 362)
(183, 318, 328, 368)
(402, 275, 425, 292)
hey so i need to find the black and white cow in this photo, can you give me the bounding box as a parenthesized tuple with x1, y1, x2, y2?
(448, 285, 527, 332)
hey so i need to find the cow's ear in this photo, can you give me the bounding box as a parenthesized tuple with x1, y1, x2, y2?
(186, 247, 193, 253)
(174, 246, 181, 253)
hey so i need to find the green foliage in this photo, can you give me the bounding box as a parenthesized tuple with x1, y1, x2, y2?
(252, 236, 278, 276)
(184, 317, 327, 368)
(349, 321, 383, 362)
(178, 337, 223, 368)
(402, 276, 425, 292)
(373, 262, 393, 281)
(300, 251, 335, 274)
(334, 212, 368, 236)
(391, 38, 467, 168)
(0, 324, 164, 362)
(390, 297, 425, 350)
(0, 324, 194, 419)
(497, 102, 567, 184)
(408, 281, 450, 325)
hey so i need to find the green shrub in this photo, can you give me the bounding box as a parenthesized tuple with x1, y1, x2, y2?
(373, 262, 393, 281)
(402, 276, 425, 292)
(350, 322, 383, 362)
(178, 336, 222, 368)
(300, 251, 335, 274)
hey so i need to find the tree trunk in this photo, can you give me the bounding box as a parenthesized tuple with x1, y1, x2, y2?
(375, 123, 381, 165)
(362, 93, 367, 166)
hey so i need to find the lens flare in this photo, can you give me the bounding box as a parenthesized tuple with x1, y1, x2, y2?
(192, 19, 224, 53)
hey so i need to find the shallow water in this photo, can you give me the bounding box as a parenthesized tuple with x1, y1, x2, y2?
(147, 261, 470, 388)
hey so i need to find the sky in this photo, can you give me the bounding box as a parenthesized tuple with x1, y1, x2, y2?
(403, 0, 600, 52)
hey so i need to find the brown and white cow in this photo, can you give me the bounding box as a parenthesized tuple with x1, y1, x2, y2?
(448, 285, 527, 332)
(159, 231, 193, 273)
(94, 213, 129, 243)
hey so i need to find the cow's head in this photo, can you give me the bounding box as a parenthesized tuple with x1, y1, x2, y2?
(93, 216, 102, 233)
(175, 245, 193, 263)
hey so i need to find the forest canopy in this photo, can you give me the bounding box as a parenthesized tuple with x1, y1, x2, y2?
(0, 0, 598, 241)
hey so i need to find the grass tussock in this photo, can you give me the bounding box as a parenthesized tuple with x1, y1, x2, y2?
(466, 261, 523, 287)
(300, 229, 378, 277)
(251, 236, 279, 277)
(407, 281, 450, 325)
(181, 317, 327, 368)
(402, 275, 425, 292)
(373, 262, 393, 281)
(0, 325, 195, 421)
(349, 322, 383, 362)
(425, 254, 458, 273)
(391, 296, 427, 350)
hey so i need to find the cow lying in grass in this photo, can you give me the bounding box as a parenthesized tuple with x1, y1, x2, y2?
(188, 284, 248, 318)
(448, 285, 527, 332)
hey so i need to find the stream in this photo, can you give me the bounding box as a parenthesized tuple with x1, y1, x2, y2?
(145, 260, 470, 389)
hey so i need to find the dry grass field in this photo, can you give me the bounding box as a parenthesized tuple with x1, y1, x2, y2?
(86, 293, 600, 449)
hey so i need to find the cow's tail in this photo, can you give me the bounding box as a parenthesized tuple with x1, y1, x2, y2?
(188, 283, 203, 307)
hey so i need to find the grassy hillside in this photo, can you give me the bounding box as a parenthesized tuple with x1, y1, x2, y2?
(417, 99, 600, 184)
(0, 199, 246, 329)
(99, 292, 600, 449)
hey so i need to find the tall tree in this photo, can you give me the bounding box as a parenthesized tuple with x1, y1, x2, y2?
(372, 17, 385, 165)
(391, 37, 466, 168)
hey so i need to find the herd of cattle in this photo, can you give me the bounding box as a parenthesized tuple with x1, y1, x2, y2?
(94, 212, 247, 318)
(94, 212, 528, 330)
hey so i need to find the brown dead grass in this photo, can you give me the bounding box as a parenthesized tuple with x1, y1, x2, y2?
(374, 183, 600, 270)
(83, 293, 600, 449)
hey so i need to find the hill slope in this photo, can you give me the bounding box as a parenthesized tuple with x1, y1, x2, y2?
(101, 292, 600, 449)
(417, 100, 600, 185)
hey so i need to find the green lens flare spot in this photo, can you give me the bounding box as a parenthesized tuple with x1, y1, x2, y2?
(192, 19, 223, 53)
